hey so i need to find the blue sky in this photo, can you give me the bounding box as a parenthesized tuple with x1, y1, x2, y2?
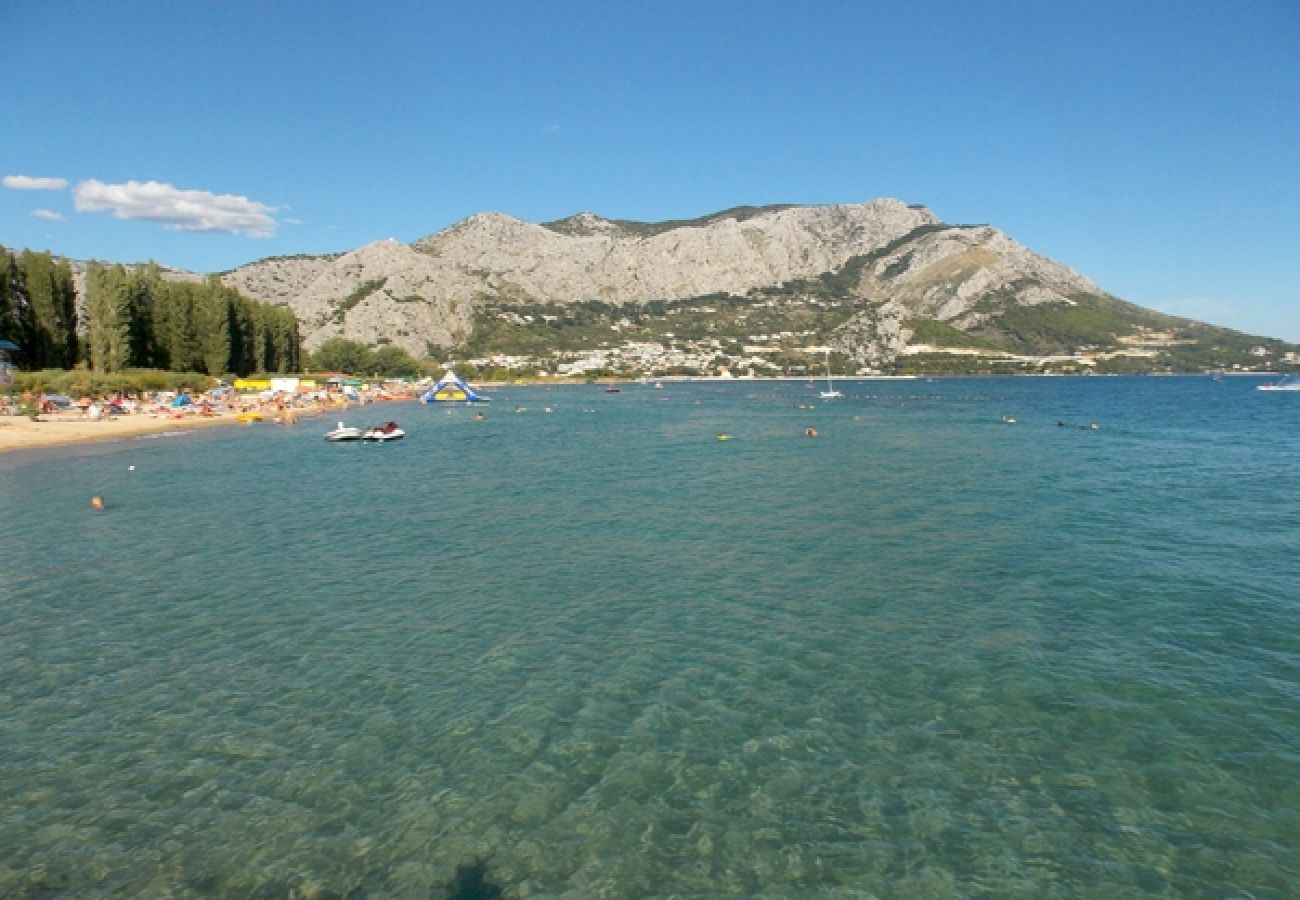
(3, 0, 1298, 340)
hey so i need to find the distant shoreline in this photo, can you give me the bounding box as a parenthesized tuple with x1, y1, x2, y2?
(0, 372, 1273, 455)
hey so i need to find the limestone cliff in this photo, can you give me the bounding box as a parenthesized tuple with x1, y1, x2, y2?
(219, 199, 1100, 359)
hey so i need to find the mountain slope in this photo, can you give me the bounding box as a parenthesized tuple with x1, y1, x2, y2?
(226, 200, 937, 354)
(218, 199, 1296, 371)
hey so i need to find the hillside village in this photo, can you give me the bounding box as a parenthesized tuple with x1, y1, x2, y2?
(453, 294, 1300, 380)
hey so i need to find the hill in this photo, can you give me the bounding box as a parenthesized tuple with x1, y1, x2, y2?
(215, 199, 1297, 375)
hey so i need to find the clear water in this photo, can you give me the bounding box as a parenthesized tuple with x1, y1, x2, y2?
(1, 377, 1297, 898)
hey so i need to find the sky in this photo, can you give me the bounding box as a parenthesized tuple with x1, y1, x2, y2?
(3, 0, 1298, 341)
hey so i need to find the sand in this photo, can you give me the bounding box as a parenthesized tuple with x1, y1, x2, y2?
(0, 410, 304, 454)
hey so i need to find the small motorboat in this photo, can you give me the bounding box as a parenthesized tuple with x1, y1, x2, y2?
(324, 421, 363, 442)
(1257, 375, 1300, 392)
(362, 421, 405, 442)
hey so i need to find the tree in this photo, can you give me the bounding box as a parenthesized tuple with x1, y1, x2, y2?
(369, 345, 420, 376)
(309, 337, 371, 374)
(85, 264, 133, 373)
(194, 276, 233, 375)
(154, 280, 202, 372)
(124, 267, 157, 368)
(0, 247, 40, 368)
(17, 252, 78, 368)
(268, 306, 301, 373)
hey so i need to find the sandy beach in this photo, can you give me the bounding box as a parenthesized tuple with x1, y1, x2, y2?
(0, 411, 256, 453)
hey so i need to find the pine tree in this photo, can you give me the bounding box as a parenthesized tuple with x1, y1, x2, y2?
(1, 248, 39, 369)
(125, 267, 157, 369)
(13, 252, 78, 368)
(0, 247, 16, 351)
(195, 276, 233, 375)
(162, 282, 202, 372)
(85, 264, 133, 372)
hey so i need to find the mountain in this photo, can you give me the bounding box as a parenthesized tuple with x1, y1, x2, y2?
(218, 199, 1297, 373)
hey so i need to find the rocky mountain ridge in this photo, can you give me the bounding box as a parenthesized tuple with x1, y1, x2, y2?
(218, 199, 1108, 362)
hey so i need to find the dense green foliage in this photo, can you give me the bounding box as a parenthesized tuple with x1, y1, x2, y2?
(0, 247, 79, 369)
(308, 337, 422, 376)
(12, 367, 214, 396)
(83, 265, 300, 376)
(1, 249, 299, 377)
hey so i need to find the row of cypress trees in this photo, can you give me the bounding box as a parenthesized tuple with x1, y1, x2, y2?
(0, 246, 301, 375)
(0, 248, 79, 369)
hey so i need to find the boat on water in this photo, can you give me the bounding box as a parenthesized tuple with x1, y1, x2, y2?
(1257, 375, 1300, 392)
(819, 349, 843, 399)
(362, 421, 406, 441)
(324, 421, 363, 442)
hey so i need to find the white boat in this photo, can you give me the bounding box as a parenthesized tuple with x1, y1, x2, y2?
(1257, 375, 1300, 392)
(362, 421, 406, 441)
(819, 349, 843, 399)
(324, 421, 363, 442)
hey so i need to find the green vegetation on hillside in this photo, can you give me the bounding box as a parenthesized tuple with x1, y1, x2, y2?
(330, 278, 388, 323)
(972, 292, 1164, 353)
(903, 317, 1001, 350)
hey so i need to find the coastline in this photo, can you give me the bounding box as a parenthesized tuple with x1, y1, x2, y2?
(0, 372, 1262, 454)
(0, 410, 259, 453)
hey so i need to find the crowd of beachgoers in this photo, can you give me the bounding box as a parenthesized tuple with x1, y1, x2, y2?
(8, 381, 420, 419)
(0, 380, 423, 452)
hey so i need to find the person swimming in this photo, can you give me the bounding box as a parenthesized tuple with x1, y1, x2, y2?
(90, 495, 105, 510)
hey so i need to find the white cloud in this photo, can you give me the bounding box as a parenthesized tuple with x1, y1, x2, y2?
(4, 174, 69, 191)
(32, 209, 65, 221)
(73, 179, 277, 237)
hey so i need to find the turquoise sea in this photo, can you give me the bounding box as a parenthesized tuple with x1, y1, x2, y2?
(1, 376, 1297, 898)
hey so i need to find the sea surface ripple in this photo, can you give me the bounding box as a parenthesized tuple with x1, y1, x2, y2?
(1, 376, 1297, 897)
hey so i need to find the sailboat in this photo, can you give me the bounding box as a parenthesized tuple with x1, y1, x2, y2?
(820, 349, 843, 399)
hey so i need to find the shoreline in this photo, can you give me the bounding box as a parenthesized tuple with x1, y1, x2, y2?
(0, 371, 1269, 454)
(0, 407, 342, 454)
(0, 410, 258, 454)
